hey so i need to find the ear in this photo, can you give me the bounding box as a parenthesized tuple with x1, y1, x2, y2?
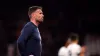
(31, 13, 35, 17)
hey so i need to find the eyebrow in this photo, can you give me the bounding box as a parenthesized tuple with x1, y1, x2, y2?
(40, 12, 43, 14)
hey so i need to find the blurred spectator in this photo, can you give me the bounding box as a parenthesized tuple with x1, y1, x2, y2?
(67, 33, 82, 56)
(84, 34, 100, 56)
(0, 20, 7, 56)
(6, 20, 27, 56)
(58, 38, 71, 56)
(16, 20, 27, 39)
(7, 44, 15, 56)
(15, 20, 27, 56)
(39, 26, 54, 56)
(80, 46, 86, 56)
(90, 54, 100, 56)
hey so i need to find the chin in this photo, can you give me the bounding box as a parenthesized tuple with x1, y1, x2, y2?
(38, 20, 43, 23)
(40, 20, 43, 22)
(40, 19, 44, 22)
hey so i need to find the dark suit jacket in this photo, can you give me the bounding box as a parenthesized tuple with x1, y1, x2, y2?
(17, 22, 42, 56)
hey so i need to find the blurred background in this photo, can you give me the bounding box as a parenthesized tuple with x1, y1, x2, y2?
(0, 0, 100, 56)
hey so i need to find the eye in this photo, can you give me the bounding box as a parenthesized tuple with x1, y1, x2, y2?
(40, 12, 43, 14)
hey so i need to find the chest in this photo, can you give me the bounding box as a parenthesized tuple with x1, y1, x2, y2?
(31, 28, 41, 41)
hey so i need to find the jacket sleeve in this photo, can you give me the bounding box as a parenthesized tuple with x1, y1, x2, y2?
(17, 26, 32, 56)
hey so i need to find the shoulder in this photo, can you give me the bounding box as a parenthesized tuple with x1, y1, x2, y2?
(59, 46, 64, 52)
(59, 46, 65, 50)
(67, 44, 72, 49)
(72, 44, 81, 49)
(67, 43, 81, 49)
(21, 22, 34, 32)
(76, 44, 81, 49)
(75, 44, 81, 52)
(59, 46, 68, 52)
(23, 22, 37, 30)
(58, 46, 68, 54)
(68, 44, 81, 54)
(24, 22, 32, 28)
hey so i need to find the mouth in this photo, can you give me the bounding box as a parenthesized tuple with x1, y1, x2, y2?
(42, 17, 44, 19)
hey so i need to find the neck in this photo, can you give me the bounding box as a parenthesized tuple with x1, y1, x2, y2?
(65, 45, 68, 47)
(30, 18, 40, 27)
(64, 43, 69, 47)
(72, 41, 78, 44)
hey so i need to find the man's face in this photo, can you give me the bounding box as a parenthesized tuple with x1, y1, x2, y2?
(32, 9, 44, 22)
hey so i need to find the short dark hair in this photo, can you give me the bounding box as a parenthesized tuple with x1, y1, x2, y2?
(28, 6, 42, 18)
(69, 33, 79, 41)
(70, 35, 79, 41)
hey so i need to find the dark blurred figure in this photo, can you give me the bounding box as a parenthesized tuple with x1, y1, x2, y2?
(80, 46, 86, 56)
(40, 28, 54, 56)
(84, 34, 100, 56)
(0, 20, 7, 56)
(16, 20, 27, 56)
(58, 38, 71, 56)
(90, 54, 100, 56)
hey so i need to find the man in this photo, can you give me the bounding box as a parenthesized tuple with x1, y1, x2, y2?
(17, 6, 44, 56)
(58, 38, 71, 56)
(67, 34, 81, 56)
